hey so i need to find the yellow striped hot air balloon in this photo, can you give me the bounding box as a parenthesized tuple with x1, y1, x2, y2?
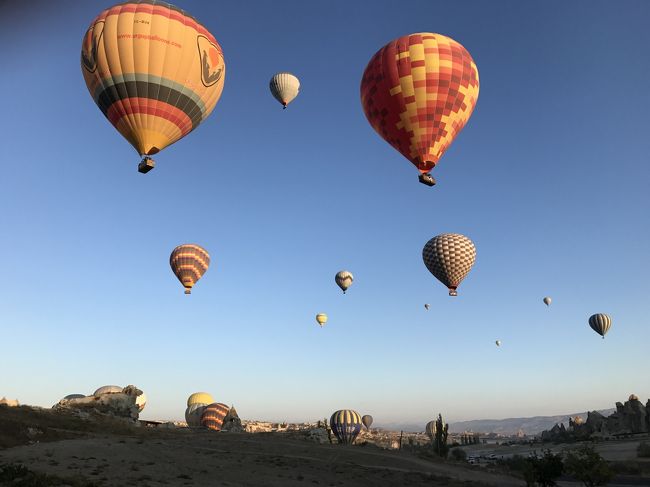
(170, 244, 210, 294)
(81, 1, 225, 173)
(187, 392, 213, 407)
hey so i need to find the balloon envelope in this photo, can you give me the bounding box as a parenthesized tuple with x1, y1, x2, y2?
(361, 414, 373, 429)
(185, 403, 207, 427)
(495, 340, 501, 347)
(135, 392, 147, 412)
(170, 244, 210, 294)
(269, 72, 300, 108)
(330, 410, 362, 445)
(81, 1, 225, 163)
(335, 271, 354, 293)
(588, 313, 612, 338)
(316, 313, 328, 327)
(201, 403, 230, 431)
(63, 394, 86, 401)
(360, 33, 479, 178)
(187, 392, 214, 407)
(425, 420, 437, 440)
(422, 234, 476, 296)
(543, 297, 552, 306)
(94, 385, 122, 396)
(424, 303, 430, 310)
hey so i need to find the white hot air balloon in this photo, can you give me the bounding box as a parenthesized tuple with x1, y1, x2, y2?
(495, 340, 501, 347)
(543, 297, 552, 306)
(424, 303, 430, 310)
(335, 271, 354, 294)
(269, 72, 300, 108)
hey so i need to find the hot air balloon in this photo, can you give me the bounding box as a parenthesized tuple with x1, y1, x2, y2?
(589, 313, 612, 339)
(201, 403, 230, 431)
(62, 394, 86, 401)
(170, 244, 210, 294)
(360, 33, 479, 186)
(316, 313, 328, 327)
(269, 72, 300, 109)
(422, 234, 476, 296)
(543, 297, 552, 306)
(424, 303, 430, 310)
(187, 392, 214, 407)
(94, 385, 122, 396)
(425, 420, 437, 440)
(335, 271, 354, 294)
(330, 410, 363, 445)
(495, 340, 501, 347)
(361, 415, 373, 430)
(81, 1, 225, 173)
(135, 392, 147, 412)
(185, 403, 208, 427)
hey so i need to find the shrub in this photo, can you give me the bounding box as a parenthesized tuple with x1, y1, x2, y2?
(564, 443, 613, 487)
(524, 450, 564, 487)
(450, 448, 467, 461)
(637, 441, 650, 458)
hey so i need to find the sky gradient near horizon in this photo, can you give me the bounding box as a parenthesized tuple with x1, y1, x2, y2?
(0, 0, 648, 427)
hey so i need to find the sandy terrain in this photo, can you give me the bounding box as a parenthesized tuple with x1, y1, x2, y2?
(0, 429, 526, 486)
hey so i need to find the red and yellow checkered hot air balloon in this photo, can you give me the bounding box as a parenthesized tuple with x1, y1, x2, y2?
(360, 33, 479, 186)
(81, 1, 225, 173)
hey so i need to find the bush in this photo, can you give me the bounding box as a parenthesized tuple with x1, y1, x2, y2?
(563, 443, 613, 487)
(450, 448, 467, 461)
(637, 441, 650, 458)
(523, 450, 564, 487)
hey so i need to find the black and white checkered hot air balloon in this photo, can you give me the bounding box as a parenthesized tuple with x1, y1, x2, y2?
(422, 234, 476, 296)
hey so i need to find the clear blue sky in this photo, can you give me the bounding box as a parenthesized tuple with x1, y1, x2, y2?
(0, 0, 648, 426)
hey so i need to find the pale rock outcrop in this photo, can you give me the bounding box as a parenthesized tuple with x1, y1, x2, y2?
(0, 397, 19, 407)
(53, 385, 143, 420)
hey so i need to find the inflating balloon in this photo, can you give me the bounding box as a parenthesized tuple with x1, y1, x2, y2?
(81, 1, 225, 173)
(425, 420, 437, 440)
(201, 403, 230, 431)
(269, 72, 300, 108)
(187, 392, 214, 407)
(422, 234, 476, 296)
(170, 244, 210, 294)
(330, 410, 362, 445)
(360, 33, 479, 186)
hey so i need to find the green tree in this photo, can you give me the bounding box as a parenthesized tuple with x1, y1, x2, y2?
(524, 450, 564, 487)
(433, 413, 449, 458)
(564, 443, 613, 486)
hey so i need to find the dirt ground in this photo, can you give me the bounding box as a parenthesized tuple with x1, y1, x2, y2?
(0, 429, 527, 486)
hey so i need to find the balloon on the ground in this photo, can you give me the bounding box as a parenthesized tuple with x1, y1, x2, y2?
(422, 234, 476, 296)
(362, 415, 373, 430)
(185, 403, 207, 427)
(316, 313, 328, 327)
(335, 271, 354, 294)
(94, 385, 122, 395)
(201, 403, 230, 431)
(63, 394, 86, 400)
(135, 392, 147, 412)
(588, 313, 612, 339)
(269, 72, 300, 108)
(81, 1, 225, 173)
(187, 392, 214, 407)
(170, 244, 210, 294)
(543, 297, 552, 306)
(330, 410, 363, 445)
(360, 33, 479, 186)
(425, 420, 437, 440)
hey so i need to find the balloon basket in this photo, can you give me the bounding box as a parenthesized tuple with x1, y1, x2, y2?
(448, 289, 458, 297)
(418, 173, 436, 186)
(138, 157, 155, 174)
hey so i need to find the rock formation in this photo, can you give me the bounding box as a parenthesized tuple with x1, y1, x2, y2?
(220, 405, 245, 432)
(53, 385, 143, 421)
(0, 397, 19, 407)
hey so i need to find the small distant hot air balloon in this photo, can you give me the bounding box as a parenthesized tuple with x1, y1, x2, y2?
(425, 420, 437, 440)
(423, 234, 476, 296)
(81, 1, 225, 173)
(335, 271, 354, 294)
(330, 410, 363, 445)
(170, 244, 210, 294)
(362, 414, 373, 430)
(543, 297, 552, 306)
(495, 340, 501, 347)
(201, 403, 230, 431)
(629, 394, 639, 402)
(424, 304, 430, 311)
(588, 313, 612, 339)
(269, 72, 300, 108)
(187, 392, 214, 407)
(360, 33, 479, 186)
(316, 313, 328, 327)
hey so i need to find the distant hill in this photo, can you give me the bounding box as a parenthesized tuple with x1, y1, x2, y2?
(376, 408, 616, 436)
(448, 408, 616, 435)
